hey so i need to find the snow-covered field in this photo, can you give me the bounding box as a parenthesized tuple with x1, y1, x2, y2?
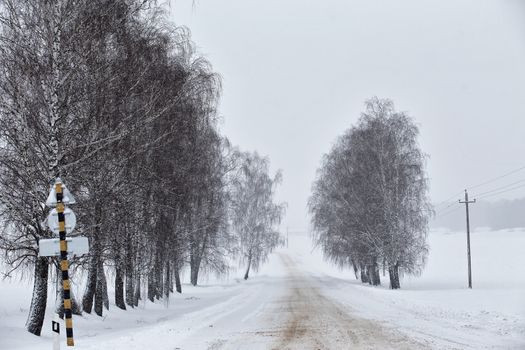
(1, 229, 524, 349)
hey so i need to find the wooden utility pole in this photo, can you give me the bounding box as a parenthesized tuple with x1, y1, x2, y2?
(459, 189, 476, 289)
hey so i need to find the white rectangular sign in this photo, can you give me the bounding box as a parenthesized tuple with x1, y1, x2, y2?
(38, 236, 89, 257)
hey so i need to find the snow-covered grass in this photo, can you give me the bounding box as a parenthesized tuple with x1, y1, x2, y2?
(0, 228, 524, 349)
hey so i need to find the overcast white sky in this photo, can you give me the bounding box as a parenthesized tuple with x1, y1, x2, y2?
(169, 0, 525, 230)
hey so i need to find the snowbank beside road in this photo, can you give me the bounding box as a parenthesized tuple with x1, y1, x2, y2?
(0, 275, 271, 350)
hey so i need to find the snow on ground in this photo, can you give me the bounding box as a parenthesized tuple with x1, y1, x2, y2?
(0, 228, 524, 349)
(295, 228, 525, 349)
(0, 269, 280, 350)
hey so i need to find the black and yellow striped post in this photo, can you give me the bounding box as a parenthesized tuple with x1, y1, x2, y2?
(55, 181, 74, 347)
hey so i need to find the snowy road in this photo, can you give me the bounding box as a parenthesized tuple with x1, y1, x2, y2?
(176, 253, 425, 350)
(248, 253, 423, 349)
(5, 248, 425, 350)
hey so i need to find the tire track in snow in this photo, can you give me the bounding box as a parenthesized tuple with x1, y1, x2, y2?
(212, 252, 427, 349)
(272, 253, 426, 349)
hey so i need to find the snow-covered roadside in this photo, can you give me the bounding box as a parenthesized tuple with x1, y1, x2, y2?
(0, 277, 241, 349)
(1, 229, 523, 349)
(291, 229, 525, 349)
(0, 249, 288, 350)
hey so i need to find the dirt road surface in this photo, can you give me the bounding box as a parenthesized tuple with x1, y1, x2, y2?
(214, 253, 426, 350)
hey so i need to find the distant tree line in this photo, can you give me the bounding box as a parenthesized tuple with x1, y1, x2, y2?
(309, 97, 432, 289)
(0, 0, 284, 337)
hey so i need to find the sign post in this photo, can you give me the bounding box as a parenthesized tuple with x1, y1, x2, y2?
(38, 178, 88, 347)
(54, 179, 74, 346)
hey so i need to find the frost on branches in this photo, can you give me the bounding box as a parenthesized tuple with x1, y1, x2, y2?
(309, 97, 432, 289)
(229, 152, 285, 280)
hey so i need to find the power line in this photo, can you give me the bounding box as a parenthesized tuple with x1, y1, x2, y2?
(436, 191, 464, 205)
(435, 181, 525, 217)
(434, 202, 457, 216)
(472, 177, 525, 198)
(467, 164, 525, 191)
(434, 205, 461, 219)
(434, 164, 525, 210)
(434, 190, 465, 210)
(476, 182, 525, 200)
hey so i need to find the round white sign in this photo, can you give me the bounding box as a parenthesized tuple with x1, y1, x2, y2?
(46, 207, 77, 235)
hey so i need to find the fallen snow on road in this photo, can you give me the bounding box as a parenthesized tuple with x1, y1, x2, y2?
(1, 229, 524, 349)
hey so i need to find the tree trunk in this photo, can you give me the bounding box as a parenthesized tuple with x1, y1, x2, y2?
(190, 253, 201, 286)
(148, 273, 157, 302)
(82, 232, 100, 314)
(190, 265, 199, 286)
(94, 264, 107, 316)
(162, 260, 170, 302)
(115, 265, 126, 310)
(168, 261, 174, 294)
(133, 250, 142, 306)
(82, 252, 98, 313)
(389, 263, 401, 289)
(360, 266, 369, 283)
(351, 261, 359, 280)
(370, 259, 381, 286)
(133, 275, 141, 307)
(174, 266, 182, 293)
(163, 260, 173, 299)
(26, 257, 48, 336)
(125, 266, 134, 307)
(124, 230, 134, 307)
(243, 258, 251, 280)
(94, 285, 103, 316)
(148, 253, 162, 301)
(102, 266, 109, 310)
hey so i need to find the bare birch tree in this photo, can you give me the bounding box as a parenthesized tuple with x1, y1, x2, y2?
(230, 152, 285, 280)
(309, 97, 432, 289)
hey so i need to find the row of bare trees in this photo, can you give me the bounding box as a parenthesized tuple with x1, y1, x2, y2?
(309, 97, 432, 289)
(0, 0, 284, 337)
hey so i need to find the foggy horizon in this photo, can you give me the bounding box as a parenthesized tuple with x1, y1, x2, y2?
(170, 0, 525, 230)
